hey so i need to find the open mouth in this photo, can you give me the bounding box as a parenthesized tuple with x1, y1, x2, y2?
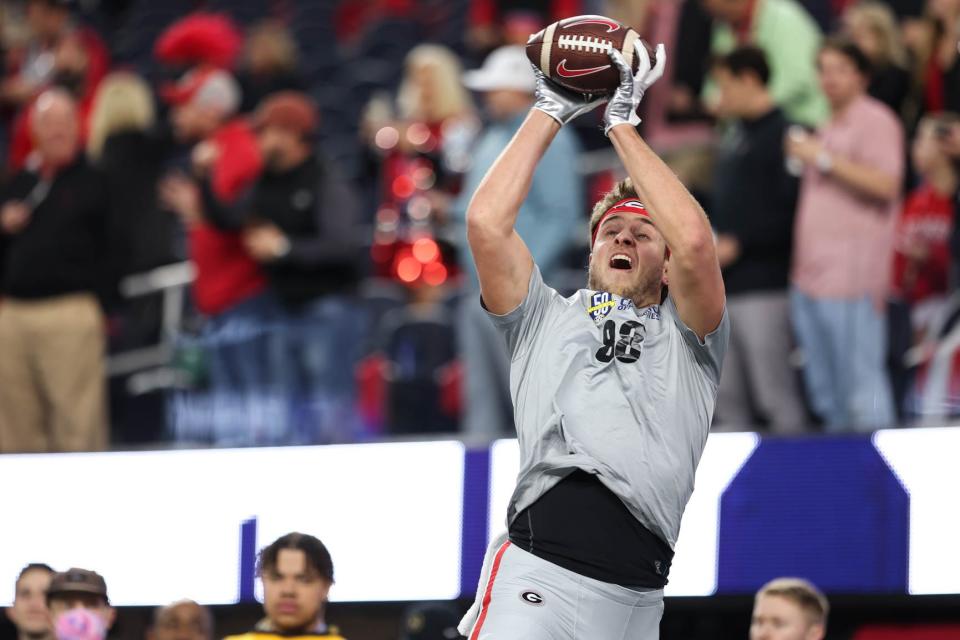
(609, 253, 633, 271)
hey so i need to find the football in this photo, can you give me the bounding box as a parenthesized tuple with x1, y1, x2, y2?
(526, 15, 657, 96)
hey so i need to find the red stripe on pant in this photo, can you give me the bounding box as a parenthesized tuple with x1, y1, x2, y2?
(470, 541, 512, 640)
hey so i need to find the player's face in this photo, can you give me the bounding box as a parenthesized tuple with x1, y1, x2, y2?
(749, 595, 823, 640)
(261, 550, 330, 633)
(588, 214, 667, 305)
(6, 569, 52, 637)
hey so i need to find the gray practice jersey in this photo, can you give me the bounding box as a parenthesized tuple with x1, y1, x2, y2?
(488, 266, 730, 548)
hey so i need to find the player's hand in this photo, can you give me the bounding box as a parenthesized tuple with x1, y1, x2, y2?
(532, 67, 606, 126)
(603, 44, 667, 135)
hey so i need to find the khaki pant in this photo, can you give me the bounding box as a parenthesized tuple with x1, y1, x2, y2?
(0, 293, 107, 452)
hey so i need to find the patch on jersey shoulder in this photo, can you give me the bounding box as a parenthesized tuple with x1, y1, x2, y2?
(587, 291, 615, 324)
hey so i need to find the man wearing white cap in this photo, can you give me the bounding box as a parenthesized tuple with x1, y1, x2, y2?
(454, 45, 583, 439)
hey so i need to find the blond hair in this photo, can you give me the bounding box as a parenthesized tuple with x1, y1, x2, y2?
(756, 578, 829, 627)
(87, 72, 155, 160)
(846, 1, 909, 68)
(397, 44, 473, 123)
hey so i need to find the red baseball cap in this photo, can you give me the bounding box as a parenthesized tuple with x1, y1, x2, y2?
(253, 91, 319, 137)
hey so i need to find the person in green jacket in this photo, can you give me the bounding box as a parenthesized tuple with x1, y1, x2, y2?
(704, 0, 830, 127)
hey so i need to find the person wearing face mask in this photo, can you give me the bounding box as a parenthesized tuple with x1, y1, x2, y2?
(5, 564, 54, 640)
(45, 569, 114, 640)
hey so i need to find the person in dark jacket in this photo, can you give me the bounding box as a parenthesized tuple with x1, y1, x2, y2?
(0, 88, 113, 452)
(244, 91, 363, 443)
(709, 47, 808, 433)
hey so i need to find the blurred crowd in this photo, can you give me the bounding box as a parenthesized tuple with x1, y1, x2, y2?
(0, 0, 958, 453)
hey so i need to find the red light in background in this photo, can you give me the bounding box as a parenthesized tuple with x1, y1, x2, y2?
(412, 237, 440, 263)
(412, 166, 436, 190)
(374, 126, 400, 150)
(396, 256, 423, 283)
(392, 175, 416, 199)
(406, 122, 431, 147)
(423, 261, 448, 286)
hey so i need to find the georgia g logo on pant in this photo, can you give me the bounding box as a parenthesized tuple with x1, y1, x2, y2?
(520, 590, 544, 605)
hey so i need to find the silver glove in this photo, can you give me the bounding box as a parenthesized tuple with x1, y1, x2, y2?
(532, 67, 607, 126)
(603, 44, 667, 135)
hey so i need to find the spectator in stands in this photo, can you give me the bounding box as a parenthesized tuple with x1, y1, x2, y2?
(392, 44, 478, 215)
(238, 21, 305, 114)
(89, 72, 175, 277)
(147, 600, 213, 640)
(947, 117, 960, 272)
(453, 45, 582, 437)
(224, 533, 344, 640)
(889, 112, 959, 412)
(46, 569, 114, 635)
(158, 67, 279, 446)
(843, 1, 912, 117)
(3, 0, 109, 172)
(465, 0, 581, 56)
(5, 564, 54, 640)
(361, 43, 478, 241)
(750, 577, 828, 640)
(703, 0, 829, 126)
(908, 0, 960, 114)
(0, 88, 112, 453)
(787, 38, 905, 431)
(243, 91, 363, 443)
(709, 47, 807, 433)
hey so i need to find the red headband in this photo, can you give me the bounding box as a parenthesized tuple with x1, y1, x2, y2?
(591, 198, 650, 248)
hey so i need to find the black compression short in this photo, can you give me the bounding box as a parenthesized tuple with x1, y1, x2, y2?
(508, 470, 673, 588)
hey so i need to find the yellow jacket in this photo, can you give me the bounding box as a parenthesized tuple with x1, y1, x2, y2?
(224, 626, 345, 640)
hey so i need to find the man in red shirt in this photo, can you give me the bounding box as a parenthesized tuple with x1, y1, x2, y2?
(158, 67, 284, 446)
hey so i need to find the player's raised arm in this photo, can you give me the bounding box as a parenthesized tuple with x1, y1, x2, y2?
(604, 47, 725, 339)
(466, 74, 602, 315)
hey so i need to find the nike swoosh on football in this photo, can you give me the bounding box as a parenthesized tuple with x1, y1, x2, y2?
(556, 59, 611, 78)
(563, 17, 621, 32)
